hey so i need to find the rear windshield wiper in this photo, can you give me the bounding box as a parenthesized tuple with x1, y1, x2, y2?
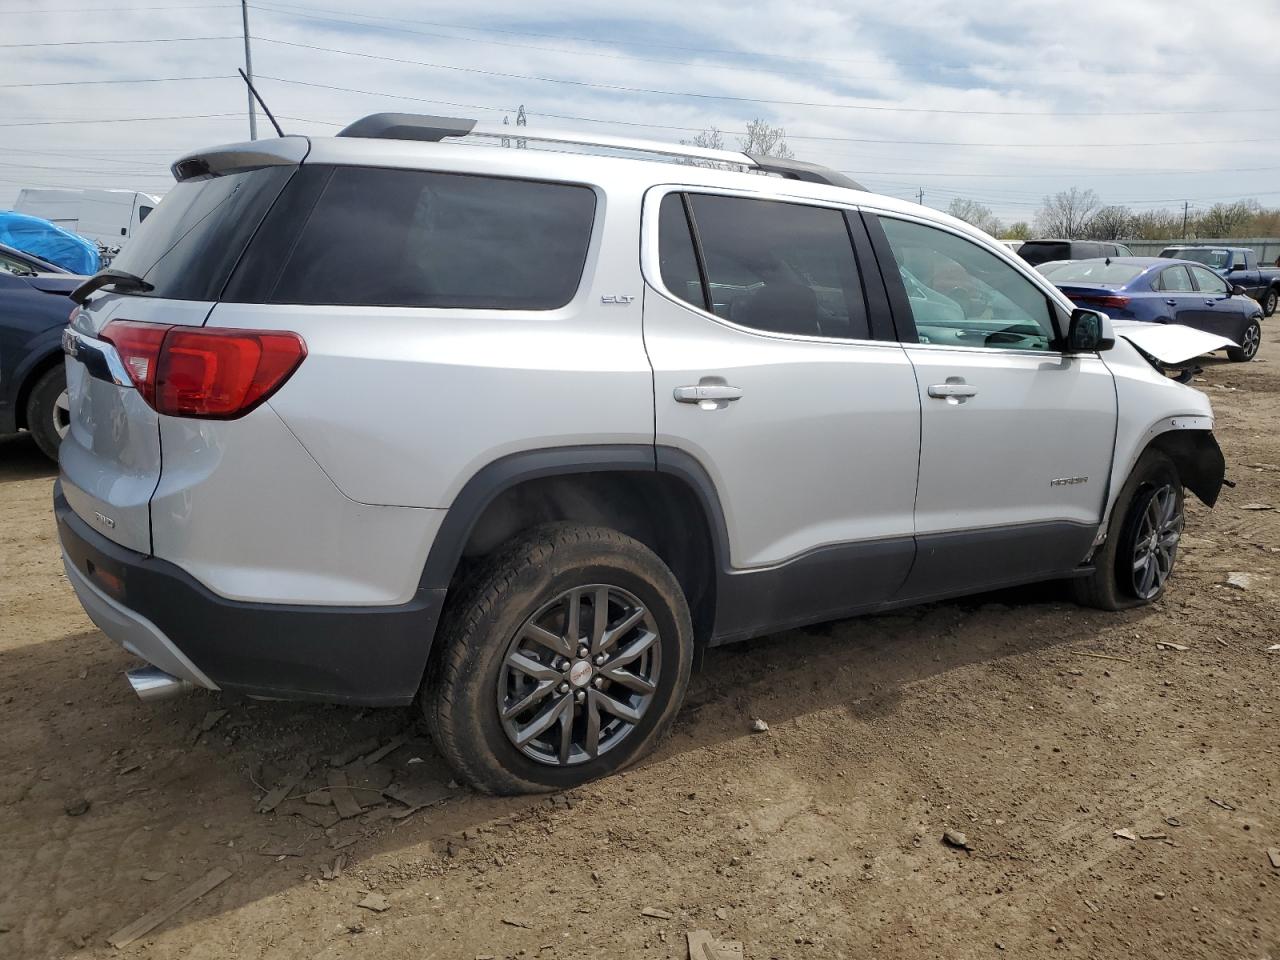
(70, 269, 154, 305)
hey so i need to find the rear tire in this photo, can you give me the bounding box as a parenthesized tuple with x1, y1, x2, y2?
(1227, 318, 1261, 362)
(24, 366, 69, 463)
(1263, 288, 1278, 318)
(1071, 450, 1184, 611)
(423, 523, 694, 795)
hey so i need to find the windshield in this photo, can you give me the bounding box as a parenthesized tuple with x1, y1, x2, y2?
(1046, 261, 1144, 285)
(1167, 248, 1230, 269)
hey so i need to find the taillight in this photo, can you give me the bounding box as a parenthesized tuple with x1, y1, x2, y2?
(100, 321, 306, 419)
(100, 320, 169, 407)
(1077, 294, 1130, 309)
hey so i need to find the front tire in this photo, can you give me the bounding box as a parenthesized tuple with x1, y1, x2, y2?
(424, 524, 694, 794)
(1072, 451, 1184, 610)
(24, 365, 69, 462)
(1227, 318, 1261, 362)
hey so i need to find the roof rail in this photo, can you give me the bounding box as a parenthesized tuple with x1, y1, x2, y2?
(336, 112, 865, 191)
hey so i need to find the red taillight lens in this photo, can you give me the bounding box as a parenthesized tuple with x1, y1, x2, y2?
(1078, 294, 1130, 309)
(100, 320, 171, 407)
(100, 321, 306, 419)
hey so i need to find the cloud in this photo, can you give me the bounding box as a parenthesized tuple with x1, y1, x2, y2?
(1, 0, 1276, 226)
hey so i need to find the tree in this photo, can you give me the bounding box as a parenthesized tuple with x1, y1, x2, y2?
(739, 118, 792, 159)
(1084, 205, 1132, 241)
(945, 197, 1002, 236)
(1034, 187, 1101, 238)
(1197, 199, 1261, 238)
(682, 125, 725, 151)
(1127, 208, 1186, 241)
(1005, 221, 1032, 240)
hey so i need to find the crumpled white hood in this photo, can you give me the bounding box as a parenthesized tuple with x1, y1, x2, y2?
(1111, 320, 1237, 365)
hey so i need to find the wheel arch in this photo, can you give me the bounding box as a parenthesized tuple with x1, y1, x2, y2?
(419, 445, 729, 649)
(13, 343, 65, 432)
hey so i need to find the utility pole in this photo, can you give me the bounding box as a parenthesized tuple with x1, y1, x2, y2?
(1181, 201, 1189, 240)
(916, 188, 924, 206)
(241, 0, 257, 141)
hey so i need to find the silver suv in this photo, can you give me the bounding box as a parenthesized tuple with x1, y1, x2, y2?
(57, 114, 1226, 794)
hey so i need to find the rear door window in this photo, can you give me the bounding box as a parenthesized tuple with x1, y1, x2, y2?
(1155, 266, 1194, 292)
(682, 193, 869, 340)
(267, 167, 596, 309)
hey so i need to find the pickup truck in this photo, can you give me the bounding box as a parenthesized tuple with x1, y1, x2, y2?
(1158, 245, 1280, 317)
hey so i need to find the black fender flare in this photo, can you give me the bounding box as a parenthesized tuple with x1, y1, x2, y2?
(417, 444, 732, 592)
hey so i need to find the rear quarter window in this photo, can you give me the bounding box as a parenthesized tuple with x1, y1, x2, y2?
(264, 166, 597, 309)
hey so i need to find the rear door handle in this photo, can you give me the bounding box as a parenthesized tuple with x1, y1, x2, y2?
(927, 382, 978, 401)
(1165, 299, 1177, 306)
(674, 384, 743, 403)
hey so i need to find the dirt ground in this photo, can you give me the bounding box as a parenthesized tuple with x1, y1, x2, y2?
(2, 342, 1278, 960)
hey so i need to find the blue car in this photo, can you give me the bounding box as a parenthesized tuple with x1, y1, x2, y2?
(1041, 257, 1264, 362)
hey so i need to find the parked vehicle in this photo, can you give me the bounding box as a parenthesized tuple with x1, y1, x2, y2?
(1049, 257, 1263, 362)
(0, 241, 67, 276)
(57, 115, 1225, 794)
(14, 188, 159, 248)
(1156, 245, 1280, 317)
(0, 251, 79, 458)
(0, 211, 100, 275)
(1019, 239, 1133, 267)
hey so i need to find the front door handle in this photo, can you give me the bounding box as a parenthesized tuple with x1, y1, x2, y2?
(1166, 299, 1177, 306)
(674, 384, 743, 403)
(1205, 299, 1216, 306)
(927, 382, 978, 402)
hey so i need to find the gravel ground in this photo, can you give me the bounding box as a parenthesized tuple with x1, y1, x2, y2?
(1, 338, 1277, 959)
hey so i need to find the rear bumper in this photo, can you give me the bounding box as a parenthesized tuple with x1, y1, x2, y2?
(55, 485, 445, 705)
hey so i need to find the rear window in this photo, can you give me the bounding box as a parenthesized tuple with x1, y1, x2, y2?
(1046, 261, 1144, 285)
(1018, 241, 1070, 266)
(265, 167, 596, 309)
(109, 166, 293, 301)
(1166, 248, 1230, 269)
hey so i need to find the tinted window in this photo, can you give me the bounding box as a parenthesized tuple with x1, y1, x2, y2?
(269, 167, 595, 309)
(686, 194, 868, 339)
(109, 166, 293, 301)
(879, 216, 1056, 351)
(137, 205, 153, 223)
(1018, 241, 1070, 266)
(1173, 248, 1230, 269)
(1189, 264, 1228, 294)
(1049, 261, 1143, 284)
(658, 193, 705, 311)
(1155, 266, 1194, 292)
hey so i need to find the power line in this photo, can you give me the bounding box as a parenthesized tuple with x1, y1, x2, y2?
(0, 113, 243, 128)
(0, 3, 234, 10)
(253, 76, 1280, 150)
(0, 75, 236, 89)
(0, 35, 238, 48)
(255, 37, 1280, 117)
(247, 0, 1279, 80)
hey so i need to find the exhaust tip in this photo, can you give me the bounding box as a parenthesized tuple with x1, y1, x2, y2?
(126, 666, 193, 702)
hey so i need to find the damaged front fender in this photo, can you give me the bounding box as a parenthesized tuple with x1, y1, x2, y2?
(1151, 429, 1226, 507)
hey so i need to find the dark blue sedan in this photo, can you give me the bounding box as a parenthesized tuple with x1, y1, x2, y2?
(1040, 257, 1264, 362)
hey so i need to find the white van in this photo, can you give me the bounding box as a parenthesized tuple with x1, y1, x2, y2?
(14, 188, 160, 246)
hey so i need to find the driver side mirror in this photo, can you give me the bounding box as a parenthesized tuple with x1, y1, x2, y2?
(1066, 308, 1115, 353)
(1231, 284, 1247, 297)
(1229, 263, 1245, 272)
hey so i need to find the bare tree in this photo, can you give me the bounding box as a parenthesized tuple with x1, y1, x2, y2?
(739, 118, 793, 159)
(682, 125, 725, 150)
(1004, 221, 1032, 240)
(946, 197, 1002, 236)
(1084, 205, 1132, 241)
(1127, 208, 1186, 241)
(1197, 200, 1261, 238)
(1034, 187, 1101, 238)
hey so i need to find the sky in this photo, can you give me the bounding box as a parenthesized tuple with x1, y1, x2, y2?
(2, 0, 1279, 227)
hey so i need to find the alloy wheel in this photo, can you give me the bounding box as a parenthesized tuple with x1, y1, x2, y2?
(1241, 322, 1261, 359)
(1130, 484, 1182, 600)
(496, 584, 661, 766)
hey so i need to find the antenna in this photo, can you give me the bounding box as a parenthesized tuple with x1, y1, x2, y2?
(237, 68, 284, 138)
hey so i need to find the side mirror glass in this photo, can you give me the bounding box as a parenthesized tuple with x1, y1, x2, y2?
(1229, 263, 1245, 271)
(1067, 308, 1114, 353)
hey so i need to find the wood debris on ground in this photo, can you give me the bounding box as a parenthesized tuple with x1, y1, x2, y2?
(362, 732, 411, 765)
(687, 929, 745, 959)
(329, 738, 380, 768)
(641, 906, 674, 919)
(326, 769, 365, 819)
(357, 892, 390, 912)
(107, 867, 232, 948)
(1155, 641, 1189, 652)
(1113, 828, 1137, 841)
(501, 917, 533, 928)
(255, 773, 301, 814)
(199, 709, 229, 732)
(1267, 849, 1280, 869)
